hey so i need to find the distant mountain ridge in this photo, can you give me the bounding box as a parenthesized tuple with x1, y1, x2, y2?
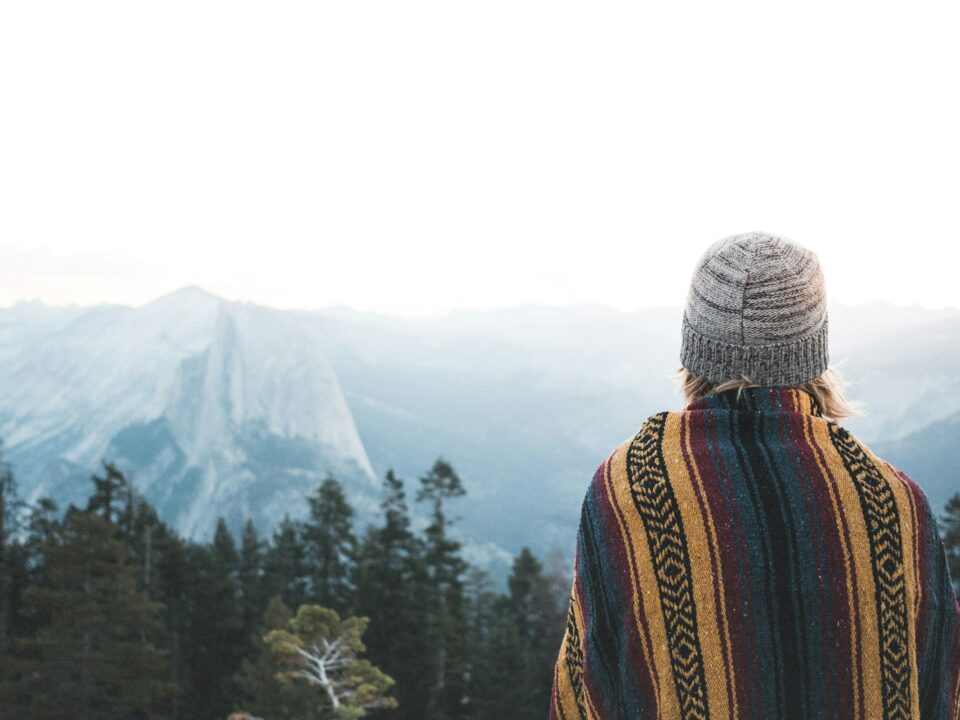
(0, 287, 378, 541)
(1, 288, 958, 575)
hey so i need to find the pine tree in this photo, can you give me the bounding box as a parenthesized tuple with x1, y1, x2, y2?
(87, 460, 132, 529)
(264, 515, 310, 609)
(0, 444, 23, 647)
(0, 539, 28, 652)
(0, 509, 172, 719)
(116, 486, 182, 605)
(24, 498, 60, 553)
(238, 519, 267, 646)
(214, 517, 240, 577)
(353, 470, 430, 720)
(461, 567, 500, 718)
(507, 547, 565, 718)
(152, 529, 190, 720)
(179, 528, 245, 720)
(12, 497, 60, 640)
(88, 477, 197, 718)
(463, 547, 568, 720)
(416, 458, 469, 720)
(303, 477, 357, 613)
(468, 595, 527, 719)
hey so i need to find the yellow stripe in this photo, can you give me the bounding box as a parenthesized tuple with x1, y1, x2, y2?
(601, 447, 662, 715)
(550, 656, 572, 720)
(660, 412, 732, 718)
(608, 437, 682, 719)
(554, 602, 580, 719)
(818, 428, 883, 719)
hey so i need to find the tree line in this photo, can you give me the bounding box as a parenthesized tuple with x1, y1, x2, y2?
(0, 448, 569, 720)
(5, 441, 959, 720)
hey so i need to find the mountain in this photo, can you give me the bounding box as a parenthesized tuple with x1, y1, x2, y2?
(832, 314, 960, 443)
(872, 408, 960, 523)
(1, 288, 958, 579)
(0, 287, 378, 541)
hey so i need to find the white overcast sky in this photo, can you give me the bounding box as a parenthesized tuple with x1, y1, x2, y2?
(1, 1, 958, 316)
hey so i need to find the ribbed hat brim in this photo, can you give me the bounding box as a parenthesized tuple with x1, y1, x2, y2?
(680, 314, 830, 386)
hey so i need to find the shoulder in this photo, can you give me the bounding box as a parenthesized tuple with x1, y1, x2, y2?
(611, 410, 674, 459)
(877, 455, 939, 527)
(588, 411, 676, 494)
(835, 425, 940, 530)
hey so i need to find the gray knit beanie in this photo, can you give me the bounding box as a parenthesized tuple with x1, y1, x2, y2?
(680, 231, 829, 386)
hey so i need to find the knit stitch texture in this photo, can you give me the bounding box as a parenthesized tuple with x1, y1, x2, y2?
(549, 386, 960, 720)
(680, 232, 829, 386)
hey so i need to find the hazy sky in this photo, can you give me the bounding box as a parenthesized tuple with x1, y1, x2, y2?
(2, 1, 958, 316)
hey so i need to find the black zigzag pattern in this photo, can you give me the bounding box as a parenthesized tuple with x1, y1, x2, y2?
(627, 412, 711, 720)
(829, 423, 912, 720)
(563, 597, 589, 719)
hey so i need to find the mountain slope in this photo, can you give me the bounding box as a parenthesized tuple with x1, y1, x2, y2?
(838, 314, 960, 444)
(873, 408, 960, 520)
(0, 289, 377, 540)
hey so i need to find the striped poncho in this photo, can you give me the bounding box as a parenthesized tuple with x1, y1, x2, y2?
(549, 386, 960, 720)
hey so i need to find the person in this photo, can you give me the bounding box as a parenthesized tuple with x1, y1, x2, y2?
(548, 232, 960, 719)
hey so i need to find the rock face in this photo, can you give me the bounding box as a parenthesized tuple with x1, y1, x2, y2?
(0, 287, 377, 540)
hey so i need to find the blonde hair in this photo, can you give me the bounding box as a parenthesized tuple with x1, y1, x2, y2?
(673, 365, 862, 422)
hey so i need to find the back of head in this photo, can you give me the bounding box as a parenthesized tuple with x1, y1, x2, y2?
(678, 231, 855, 419)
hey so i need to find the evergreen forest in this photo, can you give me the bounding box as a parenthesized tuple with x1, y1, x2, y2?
(0, 449, 570, 720)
